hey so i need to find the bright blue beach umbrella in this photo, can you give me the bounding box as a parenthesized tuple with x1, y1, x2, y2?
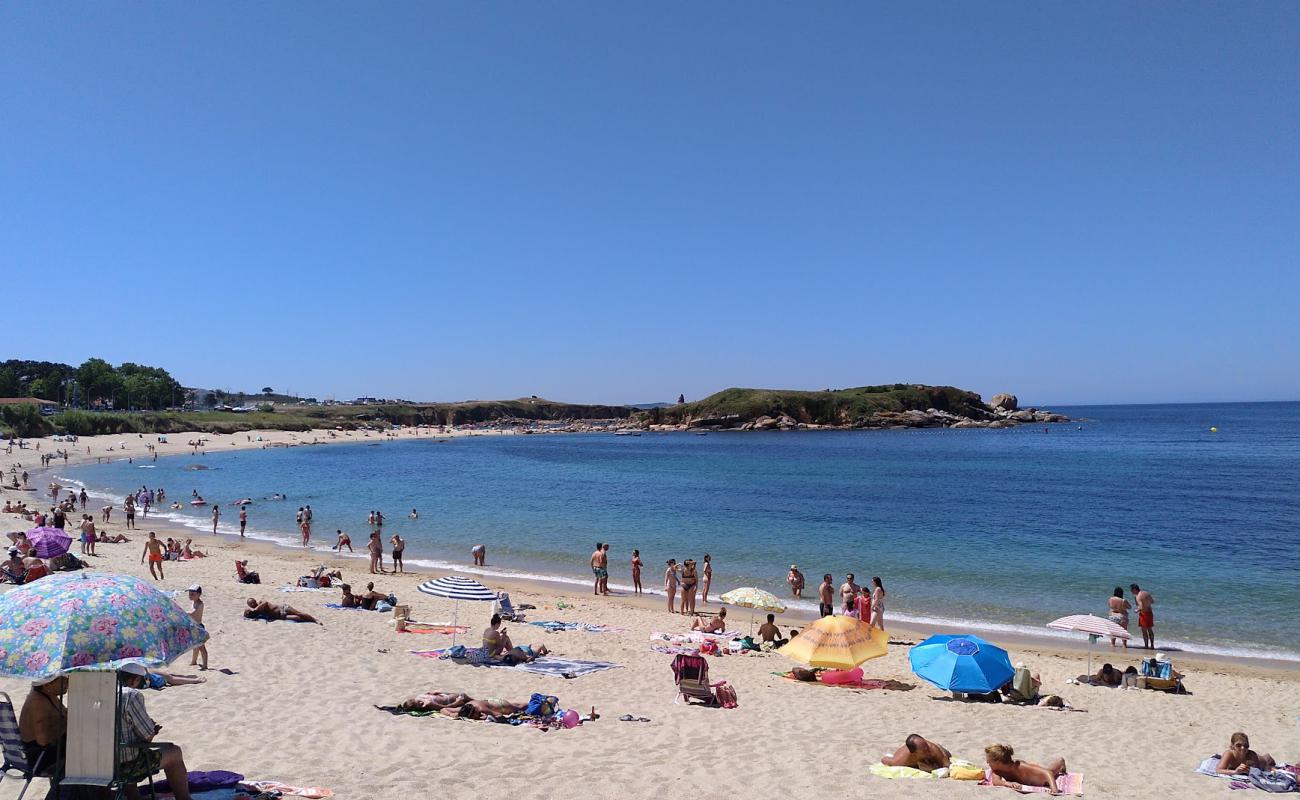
(0, 572, 209, 679)
(909, 634, 1015, 694)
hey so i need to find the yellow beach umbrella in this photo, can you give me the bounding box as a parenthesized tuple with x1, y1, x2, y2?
(719, 587, 787, 634)
(778, 615, 888, 670)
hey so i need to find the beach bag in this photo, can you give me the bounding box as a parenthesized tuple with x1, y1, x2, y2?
(525, 693, 559, 717)
(1249, 768, 1298, 793)
(446, 645, 468, 659)
(713, 682, 738, 709)
(950, 764, 984, 781)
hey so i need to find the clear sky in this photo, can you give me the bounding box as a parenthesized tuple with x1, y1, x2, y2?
(3, 4, 1296, 406)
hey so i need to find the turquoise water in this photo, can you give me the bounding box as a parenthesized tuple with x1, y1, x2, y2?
(58, 402, 1300, 660)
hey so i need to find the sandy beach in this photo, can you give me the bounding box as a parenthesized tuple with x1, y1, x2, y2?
(2, 430, 1297, 799)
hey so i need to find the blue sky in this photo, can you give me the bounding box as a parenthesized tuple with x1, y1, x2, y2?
(3, 4, 1296, 405)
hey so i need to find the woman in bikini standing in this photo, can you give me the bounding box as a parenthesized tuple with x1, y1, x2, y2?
(700, 554, 713, 604)
(1107, 587, 1131, 649)
(631, 549, 643, 594)
(680, 559, 699, 616)
(664, 559, 679, 613)
(869, 576, 886, 630)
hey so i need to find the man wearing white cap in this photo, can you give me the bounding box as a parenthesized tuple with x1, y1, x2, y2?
(118, 663, 194, 800)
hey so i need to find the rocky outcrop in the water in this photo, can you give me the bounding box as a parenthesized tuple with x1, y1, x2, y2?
(633, 384, 1069, 432)
(989, 393, 1019, 412)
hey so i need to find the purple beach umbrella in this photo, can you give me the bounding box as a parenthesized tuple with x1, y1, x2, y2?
(26, 526, 72, 559)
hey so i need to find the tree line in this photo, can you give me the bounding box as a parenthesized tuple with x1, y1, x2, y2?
(0, 358, 186, 411)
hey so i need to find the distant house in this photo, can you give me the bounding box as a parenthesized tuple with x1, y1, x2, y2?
(0, 397, 59, 415)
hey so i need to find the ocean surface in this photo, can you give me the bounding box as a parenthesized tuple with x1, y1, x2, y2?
(58, 402, 1300, 661)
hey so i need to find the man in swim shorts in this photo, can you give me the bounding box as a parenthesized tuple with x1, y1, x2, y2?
(140, 532, 165, 580)
(818, 574, 834, 617)
(590, 542, 608, 596)
(1131, 583, 1155, 649)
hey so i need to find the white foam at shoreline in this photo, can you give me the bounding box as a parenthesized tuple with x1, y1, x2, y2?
(53, 472, 1300, 664)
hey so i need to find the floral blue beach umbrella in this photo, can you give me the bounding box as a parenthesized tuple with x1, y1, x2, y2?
(909, 634, 1015, 694)
(0, 571, 208, 679)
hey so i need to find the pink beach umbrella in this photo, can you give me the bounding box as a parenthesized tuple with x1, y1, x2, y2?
(1046, 614, 1131, 674)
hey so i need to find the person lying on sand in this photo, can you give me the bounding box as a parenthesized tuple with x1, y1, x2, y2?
(399, 693, 528, 719)
(882, 734, 952, 772)
(181, 539, 206, 558)
(97, 532, 131, 543)
(1081, 663, 1122, 687)
(243, 598, 321, 624)
(1216, 732, 1276, 774)
(141, 669, 207, 689)
(482, 614, 549, 663)
(691, 607, 727, 633)
(984, 744, 1066, 794)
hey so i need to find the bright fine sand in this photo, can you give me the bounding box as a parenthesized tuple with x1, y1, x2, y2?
(2, 430, 1297, 799)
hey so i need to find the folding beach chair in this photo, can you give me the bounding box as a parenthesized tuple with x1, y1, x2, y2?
(493, 592, 523, 622)
(671, 654, 719, 705)
(0, 692, 56, 800)
(62, 672, 161, 800)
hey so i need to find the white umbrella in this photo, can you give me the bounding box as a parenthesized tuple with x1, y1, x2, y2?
(1047, 614, 1130, 674)
(417, 575, 497, 645)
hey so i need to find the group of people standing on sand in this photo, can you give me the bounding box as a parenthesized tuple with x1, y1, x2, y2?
(662, 554, 712, 614)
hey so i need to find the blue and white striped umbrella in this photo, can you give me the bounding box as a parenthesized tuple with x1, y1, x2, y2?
(416, 575, 496, 644)
(417, 575, 497, 601)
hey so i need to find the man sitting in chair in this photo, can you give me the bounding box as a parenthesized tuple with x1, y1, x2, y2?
(118, 664, 194, 800)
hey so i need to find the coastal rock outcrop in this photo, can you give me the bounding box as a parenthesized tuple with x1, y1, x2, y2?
(990, 393, 1019, 412)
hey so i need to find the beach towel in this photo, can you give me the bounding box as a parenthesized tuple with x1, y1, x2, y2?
(411, 650, 622, 677)
(512, 657, 622, 678)
(777, 671, 911, 691)
(870, 763, 938, 780)
(530, 620, 625, 634)
(398, 624, 469, 635)
(241, 782, 334, 798)
(156, 770, 244, 795)
(980, 771, 1084, 795)
(1195, 756, 1231, 779)
(412, 647, 499, 665)
(651, 644, 700, 656)
(324, 603, 370, 611)
(279, 586, 333, 593)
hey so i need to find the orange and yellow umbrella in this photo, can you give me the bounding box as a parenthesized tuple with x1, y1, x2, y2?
(778, 615, 888, 670)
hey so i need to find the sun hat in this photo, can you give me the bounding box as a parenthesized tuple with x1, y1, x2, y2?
(1154, 652, 1169, 663)
(187, 584, 202, 593)
(790, 564, 798, 569)
(119, 663, 148, 677)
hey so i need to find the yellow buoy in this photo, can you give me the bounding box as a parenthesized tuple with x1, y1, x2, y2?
(1210, 427, 1218, 433)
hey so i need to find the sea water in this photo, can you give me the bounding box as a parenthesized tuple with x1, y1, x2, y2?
(58, 402, 1300, 661)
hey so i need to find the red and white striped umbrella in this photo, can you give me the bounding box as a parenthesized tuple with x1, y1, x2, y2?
(1047, 614, 1130, 674)
(1047, 614, 1130, 640)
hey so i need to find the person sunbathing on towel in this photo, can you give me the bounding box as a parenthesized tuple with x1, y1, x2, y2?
(1216, 732, 1276, 775)
(984, 744, 1066, 794)
(483, 614, 548, 663)
(882, 734, 952, 772)
(397, 692, 526, 719)
(691, 607, 727, 633)
(243, 598, 322, 624)
(1089, 663, 1122, 687)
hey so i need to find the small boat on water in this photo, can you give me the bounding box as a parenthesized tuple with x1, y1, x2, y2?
(614, 430, 642, 437)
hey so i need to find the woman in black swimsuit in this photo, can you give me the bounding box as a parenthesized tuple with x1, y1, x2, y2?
(19, 676, 67, 775)
(680, 559, 699, 616)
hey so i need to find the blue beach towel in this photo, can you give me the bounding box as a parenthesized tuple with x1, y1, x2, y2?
(512, 657, 623, 678)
